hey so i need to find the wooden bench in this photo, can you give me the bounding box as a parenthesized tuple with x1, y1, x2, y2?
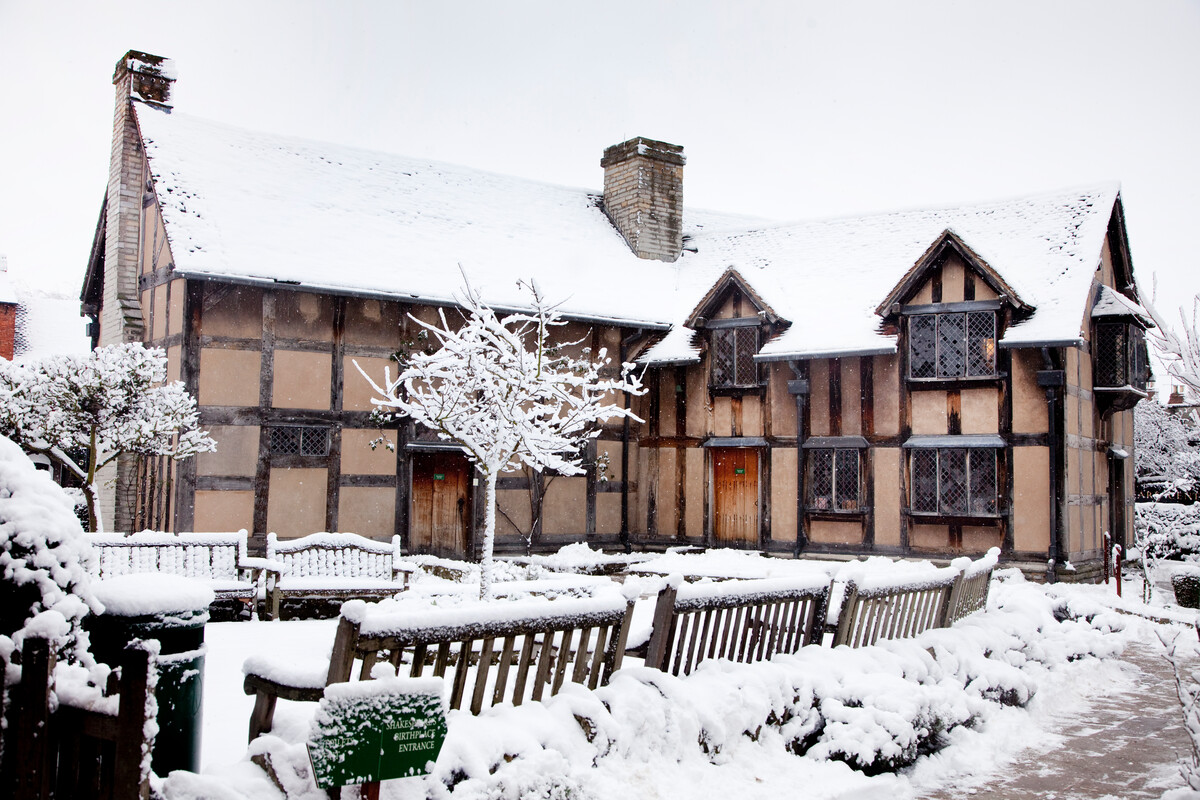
(639, 575, 833, 676)
(243, 594, 635, 742)
(831, 548, 999, 648)
(264, 532, 413, 620)
(87, 530, 268, 611)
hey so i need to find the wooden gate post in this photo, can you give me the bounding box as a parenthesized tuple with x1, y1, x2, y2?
(12, 637, 54, 800)
(113, 646, 154, 800)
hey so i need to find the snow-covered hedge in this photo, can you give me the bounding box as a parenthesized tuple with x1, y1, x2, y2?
(0, 434, 100, 673)
(1136, 502, 1200, 560)
(181, 572, 1128, 800)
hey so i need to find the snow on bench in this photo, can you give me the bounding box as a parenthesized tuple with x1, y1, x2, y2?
(638, 575, 834, 676)
(264, 531, 414, 620)
(87, 529, 268, 609)
(831, 547, 1000, 648)
(242, 592, 636, 742)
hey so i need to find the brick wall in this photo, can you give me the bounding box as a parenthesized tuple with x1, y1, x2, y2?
(601, 137, 685, 262)
(0, 304, 15, 360)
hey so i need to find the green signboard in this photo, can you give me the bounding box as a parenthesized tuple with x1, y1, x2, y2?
(433, 473, 445, 481)
(734, 468, 746, 475)
(308, 677, 447, 788)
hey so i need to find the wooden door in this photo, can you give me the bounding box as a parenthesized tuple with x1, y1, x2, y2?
(713, 448, 759, 546)
(1109, 453, 1127, 552)
(411, 452, 471, 558)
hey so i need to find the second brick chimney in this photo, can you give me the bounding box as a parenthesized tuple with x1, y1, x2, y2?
(601, 137, 685, 262)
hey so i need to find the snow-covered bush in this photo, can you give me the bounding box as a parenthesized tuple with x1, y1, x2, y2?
(1137, 502, 1200, 560)
(357, 278, 643, 598)
(0, 343, 215, 531)
(1135, 399, 1200, 502)
(0, 434, 101, 672)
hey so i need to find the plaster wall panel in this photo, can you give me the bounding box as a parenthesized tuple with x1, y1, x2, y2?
(910, 282, 933, 305)
(344, 356, 393, 411)
(686, 447, 705, 537)
(771, 447, 797, 542)
(267, 468, 328, 538)
(168, 279, 185, 335)
(941, 257, 965, 302)
(273, 350, 332, 409)
(495, 489, 531, 538)
(1012, 350, 1048, 433)
(911, 391, 948, 435)
(656, 448, 679, 534)
(167, 344, 181, 383)
(840, 358, 861, 436)
(597, 494, 621, 535)
(742, 394, 763, 436)
(345, 298, 401, 349)
(686, 366, 707, 437)
(809, 359, 830, 436)
(203, 286, 262, 339)
(873, 447, 902, 546)
(962, 526, 1002, 551)
(196, 425, 259, 476)
(544, 477, 586, 535)
(1012, 447, 1051, 553)
(658, 372, 677, 432)
(960, 387, 999, 434)
(338, 487, 396, 540)
(974, 281, 998, 301)
(909, 523, 949, 550)
(193, 490, 254, 533)
(809, 519, 862, 545)
(199, 348, 261, 406)
(276, 291, 335, 341)
(873, 355, 900, 436)
(713, 397, 732, 437)
(341, 429, 397, 475)
(770, 370, 796, 437)
(152, 284, 167, 340)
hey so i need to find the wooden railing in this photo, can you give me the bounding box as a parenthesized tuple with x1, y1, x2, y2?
(642, 576, 832, 676)
(2, 637, 155, 800)
(244, 595, 635, 741)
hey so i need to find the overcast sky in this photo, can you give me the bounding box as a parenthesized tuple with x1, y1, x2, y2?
(2, 1, 1198, 327)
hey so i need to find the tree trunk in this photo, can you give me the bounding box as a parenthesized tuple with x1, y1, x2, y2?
(86, 426, 101, 533)
(480, 469, 498, 600)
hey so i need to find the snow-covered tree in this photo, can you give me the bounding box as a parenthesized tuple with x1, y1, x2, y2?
(1135, 399, 1200, 502)
(1143, 282, 1200, 416)
(0, 343, 215, 532)
(357, 279, 645, 598)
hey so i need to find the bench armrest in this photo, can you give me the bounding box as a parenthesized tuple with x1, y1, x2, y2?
(392, 561, 415, 589)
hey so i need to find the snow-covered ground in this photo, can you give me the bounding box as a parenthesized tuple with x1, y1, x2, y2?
(167, 548, 1200, 800)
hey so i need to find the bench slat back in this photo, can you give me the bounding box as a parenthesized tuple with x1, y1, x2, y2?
(329, 598, 635, 713)
(267, 532, 399, 579)
(88, 531, 247, 581)
(644, 577, 832, 676)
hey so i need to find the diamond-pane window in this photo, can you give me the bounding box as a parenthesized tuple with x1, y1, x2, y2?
(910, 447, 999, 516)
(270, 426, 328, 457)
(711, 326, 760, 389)
(909, 312, 998, 379)
(807, 448, 860, 512)
(1094, 321, 1148, 391)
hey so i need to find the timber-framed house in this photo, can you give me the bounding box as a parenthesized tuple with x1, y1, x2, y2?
(83, 51, 1149, 580)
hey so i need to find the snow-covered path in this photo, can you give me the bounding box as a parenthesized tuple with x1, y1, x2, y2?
(919, 638, 1191, 800)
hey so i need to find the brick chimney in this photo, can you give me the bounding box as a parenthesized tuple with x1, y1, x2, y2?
(600, 137, 685, 262)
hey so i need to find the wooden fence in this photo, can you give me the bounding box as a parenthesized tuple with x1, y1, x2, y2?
(1, 637, 154, 800)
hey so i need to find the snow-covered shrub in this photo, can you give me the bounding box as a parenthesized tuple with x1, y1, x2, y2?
(1137, 502, 1200, 560)
(0, 434, 101, 671)
(1135, 399, 1200, 502)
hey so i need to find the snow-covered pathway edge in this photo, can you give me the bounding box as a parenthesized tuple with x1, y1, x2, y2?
(161, 571, 1171, 800)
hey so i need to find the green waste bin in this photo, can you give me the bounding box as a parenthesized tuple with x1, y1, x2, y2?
(88, 575, 214, 775)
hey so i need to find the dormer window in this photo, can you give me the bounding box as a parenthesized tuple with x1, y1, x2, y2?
(710, 321, 761, 390)
(1094, 322, 1148, 391)
(909, 311, 997, 380)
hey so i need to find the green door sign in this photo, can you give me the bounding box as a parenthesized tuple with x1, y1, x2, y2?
(308, 677, 447, 788)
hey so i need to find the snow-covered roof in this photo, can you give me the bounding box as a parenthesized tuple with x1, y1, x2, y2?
(12, 285, 91, 361)
(1092, 284, 1152, 325)
(133, 103, 1123, 363)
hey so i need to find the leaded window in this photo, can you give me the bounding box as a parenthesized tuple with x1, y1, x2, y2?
(909, 312, 997, 379)
(269, 425, 329, 457)
(711, 326, 760, 389)
(807, 448, 860, 511)
(910, 448, 998, 516)
(1094, 321, 1149, 390)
